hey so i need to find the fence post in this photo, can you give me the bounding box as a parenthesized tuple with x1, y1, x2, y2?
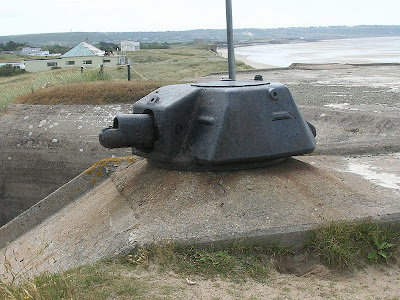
(127, 64, 131, 81)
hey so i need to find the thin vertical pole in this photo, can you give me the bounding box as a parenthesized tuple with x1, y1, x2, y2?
(226, 0, 236, 80)
(127, 64, 131, 81)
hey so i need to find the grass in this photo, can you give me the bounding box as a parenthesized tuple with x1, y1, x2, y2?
(0, 65, 26, 77)
(0, 45, 252, 109)
(124, 45, 251, 82)
(1, 262, 149, 300)
(0, 241, 275, 299)
(15, 81, 165, 105)
(1, 221, 399, 299)
(307, 220, 400, 268)
(125, 240, 280, 282)
(0, 54, 30, 63)
(0, 68, 112, 108)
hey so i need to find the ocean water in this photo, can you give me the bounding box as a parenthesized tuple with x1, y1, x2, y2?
(229, 36, 400, 67)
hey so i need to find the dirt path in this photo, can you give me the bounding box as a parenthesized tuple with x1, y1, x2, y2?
(93, 257, 400, 299)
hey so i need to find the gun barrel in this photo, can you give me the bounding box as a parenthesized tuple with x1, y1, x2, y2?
(99, 114, 156, 149)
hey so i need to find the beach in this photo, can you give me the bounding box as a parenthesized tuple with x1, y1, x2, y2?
(218, 49, 275, 69)
(218, 36, 400, 68)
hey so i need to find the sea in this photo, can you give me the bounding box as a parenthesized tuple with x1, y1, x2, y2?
(223, 36, 400, 67)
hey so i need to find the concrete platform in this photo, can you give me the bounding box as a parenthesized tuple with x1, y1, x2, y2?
(1, 63, 399, 280)
(1, 152, 399, 281)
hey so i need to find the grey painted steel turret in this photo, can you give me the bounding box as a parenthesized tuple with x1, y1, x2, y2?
(99, 79, 316, 170)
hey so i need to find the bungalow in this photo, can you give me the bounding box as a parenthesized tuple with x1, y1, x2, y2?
(121, 41, 140, 52)
(24, 42, 127, 73)
(21, 47, 50, 56)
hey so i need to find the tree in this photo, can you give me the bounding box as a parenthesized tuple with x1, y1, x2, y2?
(5, 41, 26, 51)
(0, 41, 28, 51)
(42, 45, 71, 54)
(96, 42, 119, 52)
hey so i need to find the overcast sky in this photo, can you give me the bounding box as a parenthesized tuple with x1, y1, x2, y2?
(1, 0, 400, 36)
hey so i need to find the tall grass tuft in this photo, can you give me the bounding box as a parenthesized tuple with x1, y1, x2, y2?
(0, 68, 112, 108)
(125, 241, 273, 282)
(15, 81, 164, 105)
(307, 220, 400, 268)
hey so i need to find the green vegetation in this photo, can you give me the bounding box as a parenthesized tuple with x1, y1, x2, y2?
(1, 221, 399, 299)
(140, 42, 170, 49)
(0, 41, 28, 51)
(1, 262, 149, 300)
(0, 53, 29, 63)
(15, 81, 164, 105)
(42, 44, 71, 55)
(0, 242, 276, 299)
(95, 42, 119, 52)
(307, 221, 400, 268)
(0, 64, 25, 77)
(0, 44, 251, 108)
(0, 68, 113, 108)
(125, 45, 251, 82)
(125, 241, 281, 282)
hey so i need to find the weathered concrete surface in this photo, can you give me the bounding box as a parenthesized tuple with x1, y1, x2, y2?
(0, 104, 132, 226)
(1, 154, 399, 281)
(0, 63, 399, 280)
(0, 157, 134, 248)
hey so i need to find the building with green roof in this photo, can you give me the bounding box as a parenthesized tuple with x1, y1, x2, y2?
(24, 42, 127, 73)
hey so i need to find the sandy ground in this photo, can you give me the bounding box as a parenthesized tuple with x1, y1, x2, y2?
(218, 48, 276, 69)
(123, 259, 400, 300)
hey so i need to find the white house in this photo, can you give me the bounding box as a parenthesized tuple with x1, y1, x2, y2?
(24, 42, 127, 73)
(21, 47, 50, 56)
(121, 41, 140, 52)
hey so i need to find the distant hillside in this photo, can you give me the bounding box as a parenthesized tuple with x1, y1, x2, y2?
(1, 25, 400, 46)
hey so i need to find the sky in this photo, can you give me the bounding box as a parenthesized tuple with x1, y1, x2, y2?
(1, 0, 400, 36)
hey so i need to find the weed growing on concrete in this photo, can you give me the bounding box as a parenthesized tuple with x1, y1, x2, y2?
(307, 220, 400, 268)
(124, 241, 285, 282)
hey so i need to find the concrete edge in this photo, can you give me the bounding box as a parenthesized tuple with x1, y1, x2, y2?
(314, 142, 400, 156)
(117, 213, 400, 256)
(0, 157, 135, 248)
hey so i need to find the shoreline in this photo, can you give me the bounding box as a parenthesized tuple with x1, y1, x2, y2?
(217, 48, 276, 69)
(217, 36, 400, 68)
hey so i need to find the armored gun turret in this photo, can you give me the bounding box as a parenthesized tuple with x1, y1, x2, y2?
(99, 79, 316, 171)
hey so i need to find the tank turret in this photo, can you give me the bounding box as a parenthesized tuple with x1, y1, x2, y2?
(99, 79, 316, 171)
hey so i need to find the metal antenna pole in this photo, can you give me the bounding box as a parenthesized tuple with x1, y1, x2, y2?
(225, 0, 236, 80)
